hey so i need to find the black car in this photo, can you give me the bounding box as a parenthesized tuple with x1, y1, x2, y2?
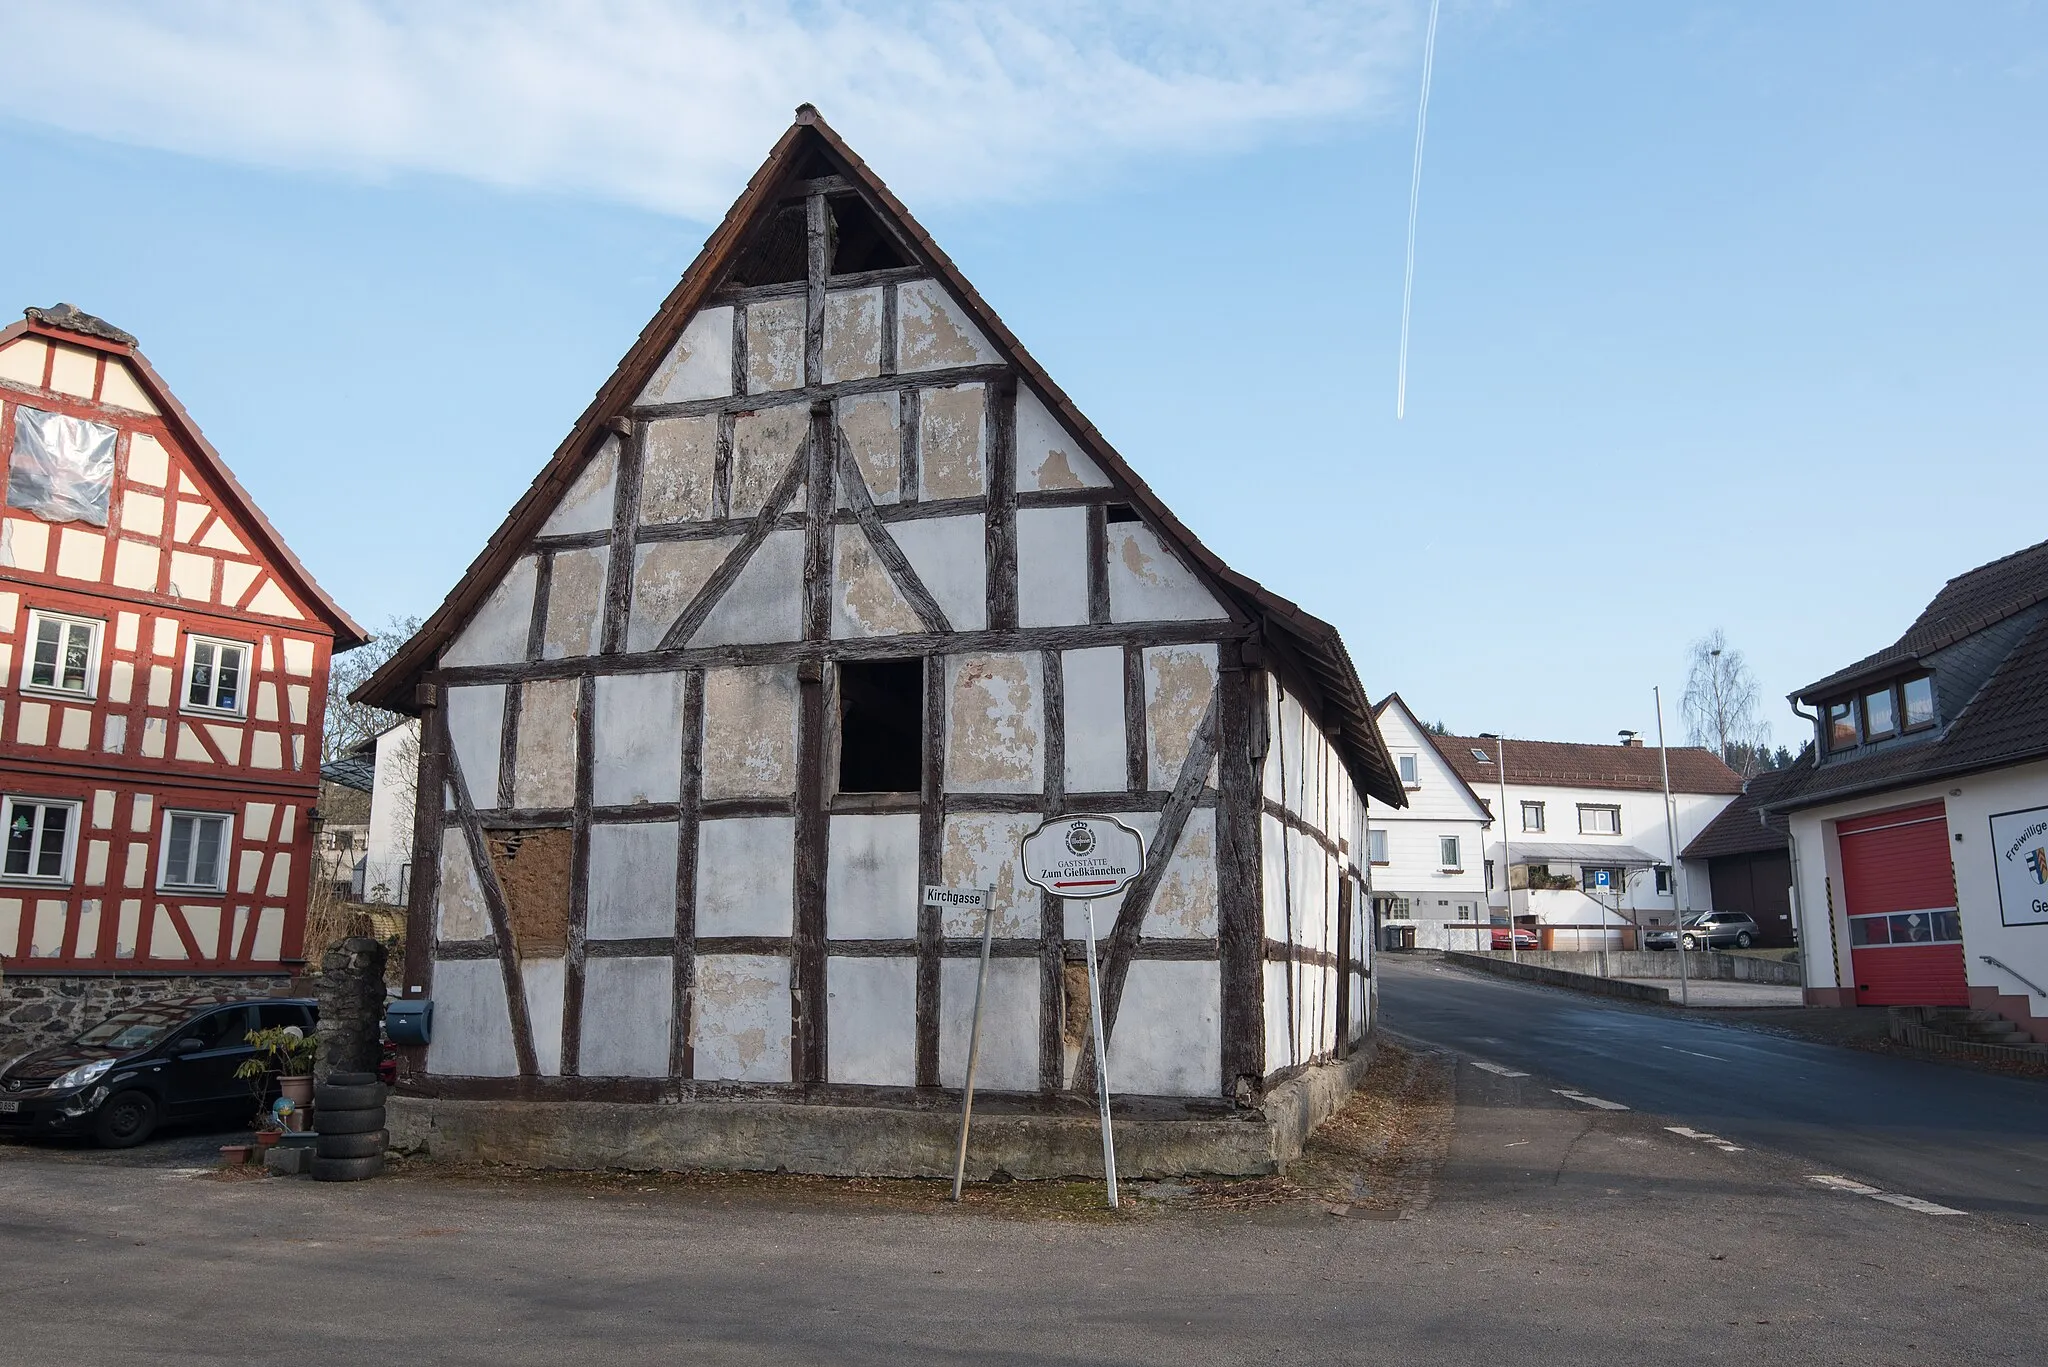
(0, 997, 315, 1148)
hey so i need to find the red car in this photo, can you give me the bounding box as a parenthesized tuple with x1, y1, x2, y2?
(1491, 926, 1539, 951)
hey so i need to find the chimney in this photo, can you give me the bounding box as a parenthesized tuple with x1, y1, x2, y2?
(1624, 736, 1644, 747)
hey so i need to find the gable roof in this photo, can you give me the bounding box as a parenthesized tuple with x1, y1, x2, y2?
(0, 306, 368, 651)
(1680, 765, 1795, 859)
(1795, 536, 2048, 702)
(1372, 694, 1494, 821)
(1766, 611, 2048, 812)
(356, 106, 1402, 805)
(1433, 732, 1744, 796)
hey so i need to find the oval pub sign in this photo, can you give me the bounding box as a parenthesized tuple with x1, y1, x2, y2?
(1018, 816, 1147, 899)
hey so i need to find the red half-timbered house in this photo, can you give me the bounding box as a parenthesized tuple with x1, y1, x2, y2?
(0, 304, 363, 1052)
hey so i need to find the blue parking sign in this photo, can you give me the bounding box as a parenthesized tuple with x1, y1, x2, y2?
(1594, 869, 1610, 888)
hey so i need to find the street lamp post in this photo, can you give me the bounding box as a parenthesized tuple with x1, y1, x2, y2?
(1654, 686, 1690, 1007)
(1481, 733, 1515, 962)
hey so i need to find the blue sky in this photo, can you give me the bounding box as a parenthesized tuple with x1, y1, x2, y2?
(1, 2, 2041, 752)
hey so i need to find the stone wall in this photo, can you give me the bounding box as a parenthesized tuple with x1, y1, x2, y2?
(0, 970, 293, 1062)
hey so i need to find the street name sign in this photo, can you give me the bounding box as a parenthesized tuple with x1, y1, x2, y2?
(924, 885, 991, 912)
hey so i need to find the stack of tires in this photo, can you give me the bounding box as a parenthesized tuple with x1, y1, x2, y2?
(311, 1071, 387, 1181)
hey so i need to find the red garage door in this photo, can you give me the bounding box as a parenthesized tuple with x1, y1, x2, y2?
(1839, 803, 1967, 1006)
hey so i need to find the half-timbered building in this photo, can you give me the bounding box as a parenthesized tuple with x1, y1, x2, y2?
(360, 109, 1403, 1133)
(0, 304, 364, 1056)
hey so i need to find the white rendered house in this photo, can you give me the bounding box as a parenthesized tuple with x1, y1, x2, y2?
(1435, 734, 1741, 935)
(1365, 697, 1492, 949)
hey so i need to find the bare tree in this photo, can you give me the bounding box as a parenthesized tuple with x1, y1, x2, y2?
(1682, 628, 1772, 778)
(325, 615, 422, 760)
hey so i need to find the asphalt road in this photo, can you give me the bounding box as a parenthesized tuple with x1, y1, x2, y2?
(1377, 954, 2048, 1223)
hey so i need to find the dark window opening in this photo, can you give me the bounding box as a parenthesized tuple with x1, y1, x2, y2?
(829, 194, 911, 274)
(838, 659, 924, 793)
(727, 203, 811, 287)
(792, 144, 838, 181)
(1105, 503, 1142, 524)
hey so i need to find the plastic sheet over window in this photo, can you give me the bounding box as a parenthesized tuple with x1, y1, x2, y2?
(8, 406, 116, 527)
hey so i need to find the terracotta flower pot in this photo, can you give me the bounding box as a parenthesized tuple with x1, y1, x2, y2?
(278, 1075, 314, 1106)
(219, 1145, 252, 1165)
(253, 1130, 282, 1149)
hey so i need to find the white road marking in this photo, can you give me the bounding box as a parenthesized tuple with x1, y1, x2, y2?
(1660, 1045, 1728, 1062)
(1664, 1125, 1746, 1153)
(1471, 1060, 1530, 1078)
(1553, 1089, 1629, 1111)
(1809, 1175, 1965, 1216)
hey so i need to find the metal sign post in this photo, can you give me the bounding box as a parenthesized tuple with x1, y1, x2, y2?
(931, 884, 994, 1202)
(1018, 815, 1148, 1210)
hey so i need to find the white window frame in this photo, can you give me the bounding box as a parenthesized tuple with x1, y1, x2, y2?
(180, 634, 251, 718)
(20, 609, 103, 700)
(1577, 804, 1622, 836)
(1521, 801, 1545, 833)
(157, 809, 234, 894)
(1397, 753, 1420, 788)
(1367, 828, 1389, 864)
(1439, 835, 1461, 870)
(0, 795, 82, 886)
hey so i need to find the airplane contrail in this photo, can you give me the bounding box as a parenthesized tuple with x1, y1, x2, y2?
(1396, 0, 1442, 420)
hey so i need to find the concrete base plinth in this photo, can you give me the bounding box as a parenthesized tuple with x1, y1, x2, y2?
(387, 1044, 1375, 1180)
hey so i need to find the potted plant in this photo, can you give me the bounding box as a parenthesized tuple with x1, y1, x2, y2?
(235, 1025, 317, 1114)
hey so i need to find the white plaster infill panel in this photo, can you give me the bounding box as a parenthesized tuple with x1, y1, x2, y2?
(639, 415, 719, 524)
(890, 517, 986, 632)
(1145, 644, 1218, 790)
(513, 678, 579, 809)
(629, 538, 733, 652)
(427, 958, 520, 1077)
(437, 828, 491, 941)
(1016, 506, 1090, 628)
(1144, 807, 1219, 939)
(731, 404, 808, 519)
(692, 953, 791, 1082)
(746, 298, 805, 394)
(1061, 647, 1127, 795)
(1112, 960, 1221, 1097)
(580, 956, 675, 1078)
(938, 957, 1040, 1092)
(691, 528, 803, 647)
(441, 555, 537, 668)
(822, 287, 883, 385)
(825, 813, 920, 939)
(897, 280, 997, 373)
(541, 546, 608, 659)
(523, 957, 566, 1077)
(592, 671, 685, 805)
(1013, 387, 1108, 492)
(444, 685, 507, 804)
(942, 812, 1039, 939)
(587, 822, 679, 939)
(701, 666, 798, 799)
(541, 436, 619, 537)
(696, 817, 796, 937)
(1262, 959, 1295, 1071)
(918, 384, 986, 501)
(638, 306, 733, 405)
(837, 392, 900, 504)
(1106, 523, 1226, 624)
(945, 653, 1044, 794)
(831, 525, 923, 639)
(825, 956, 916, 1086)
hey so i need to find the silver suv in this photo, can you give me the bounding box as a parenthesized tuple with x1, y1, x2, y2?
(1645, 912, 1760, 951)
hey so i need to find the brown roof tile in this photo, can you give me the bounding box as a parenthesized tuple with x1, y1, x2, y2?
(1796, 535, 2048, 701)
(1680, 766, 1795, 859)
(1435, 733, 1744, 796)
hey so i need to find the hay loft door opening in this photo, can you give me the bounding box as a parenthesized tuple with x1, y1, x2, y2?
(837, 659, 924, 794)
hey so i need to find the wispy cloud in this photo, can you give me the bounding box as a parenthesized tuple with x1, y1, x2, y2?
(0, 1, 1415, 217)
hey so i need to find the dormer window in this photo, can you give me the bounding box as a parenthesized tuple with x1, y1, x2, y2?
(1826, 700, 1858, 752)
(1824, 673, 1936, 754)
(1902, 675, 1935, 730)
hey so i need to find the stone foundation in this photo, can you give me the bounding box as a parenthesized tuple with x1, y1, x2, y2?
(0, 970, 294, 1062)
(387, 1043, 1376, 1180)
